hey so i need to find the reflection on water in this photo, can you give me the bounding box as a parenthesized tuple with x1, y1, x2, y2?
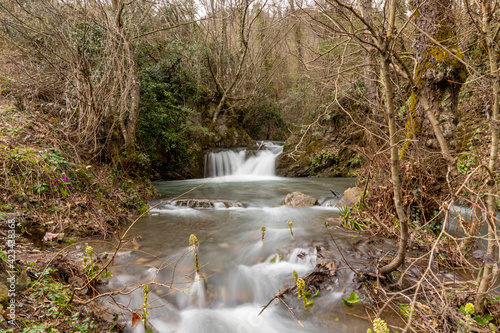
(102, 173, 389, 332)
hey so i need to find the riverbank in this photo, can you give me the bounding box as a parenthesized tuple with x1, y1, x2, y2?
(1, 98, 499, 333)
(0, 100, 155, 331)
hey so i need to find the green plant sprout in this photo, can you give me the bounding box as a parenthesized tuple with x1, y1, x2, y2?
(261, 226, 266, 243)
(287, 220, 294, 238)
(83, 246, 97, 279)
(189, 234, 200, 275)
(292, 271, 318, 309)
(367, 318, 389, 333)
(339, 204, 365, 231)
(459, 302, 496, 332)
(142, 285, 152, 331)
(83, 246, 111, 282)
(342, 292, 360, 306)
(338, 205, 350, 222)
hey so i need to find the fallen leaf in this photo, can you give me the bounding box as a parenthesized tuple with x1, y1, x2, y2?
(131, 312, 141, 327)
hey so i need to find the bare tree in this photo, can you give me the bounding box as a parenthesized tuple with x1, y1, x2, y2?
(469, 0, 500, 312)
(0, 0, 156, 160)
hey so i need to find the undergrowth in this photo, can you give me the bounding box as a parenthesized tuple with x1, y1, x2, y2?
(0, 102, 156, 239)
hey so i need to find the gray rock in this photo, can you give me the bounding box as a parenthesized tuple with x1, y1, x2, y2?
(335, 187, 364, 208)
(282, 192, 318, 207)
(166, 199, 246, 209)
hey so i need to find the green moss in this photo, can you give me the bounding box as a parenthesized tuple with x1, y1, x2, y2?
(400, 92, 421, 160)
(304, 138, 325, 154)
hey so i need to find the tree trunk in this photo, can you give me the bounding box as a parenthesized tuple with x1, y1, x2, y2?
(378, 47, 409, 275)
(288, 0, 303, 71)
(111, 0, 139, 157)
(476, 0, 499, 312)
(413, 0, 467, 150)
(377, 0, 409, 275)
(360, 0, 378, 114)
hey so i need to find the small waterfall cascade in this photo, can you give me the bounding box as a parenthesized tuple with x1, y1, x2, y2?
(204, 141, 283, 178)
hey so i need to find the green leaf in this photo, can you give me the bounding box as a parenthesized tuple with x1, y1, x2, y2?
(342, 292, 360, 306)
(473, 316, 486, 325)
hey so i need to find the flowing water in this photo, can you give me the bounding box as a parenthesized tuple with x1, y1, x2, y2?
(102, 142, 395, 332)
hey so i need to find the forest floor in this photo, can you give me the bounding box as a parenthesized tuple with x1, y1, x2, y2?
(0, 100, 155, 332)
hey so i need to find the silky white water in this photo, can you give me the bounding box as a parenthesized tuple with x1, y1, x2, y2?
(101, 142, 388, 332)
(204, 141, 283, 179)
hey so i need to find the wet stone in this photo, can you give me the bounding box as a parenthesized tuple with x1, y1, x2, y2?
(281, 192, 318, 207)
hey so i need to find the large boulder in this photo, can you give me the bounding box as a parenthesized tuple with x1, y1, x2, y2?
(282, 192, 318, 207)
(335, 187, 363, 208)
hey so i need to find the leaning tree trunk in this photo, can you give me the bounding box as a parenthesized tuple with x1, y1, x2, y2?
(412, 0, 467, 150)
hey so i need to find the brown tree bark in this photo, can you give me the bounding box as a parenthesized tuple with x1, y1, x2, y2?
(289, 0, 304, 71)
(377, 0, 409, 276)
(476, 0, 499, 312)
(360, 0, 379, 114)
(111, 0, 140, 157)
(378, 45, 409, 276)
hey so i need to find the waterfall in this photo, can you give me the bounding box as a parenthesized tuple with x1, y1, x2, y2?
(204, 141, 283, 178)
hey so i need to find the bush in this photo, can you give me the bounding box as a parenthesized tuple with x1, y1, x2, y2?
(137, 44, 207, 174)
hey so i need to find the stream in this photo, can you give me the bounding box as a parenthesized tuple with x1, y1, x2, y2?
(102, 142, 396, 333)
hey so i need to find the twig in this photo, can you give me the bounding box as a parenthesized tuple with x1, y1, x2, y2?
(326, 228, 359, 275)
(258, 289, 304, 328)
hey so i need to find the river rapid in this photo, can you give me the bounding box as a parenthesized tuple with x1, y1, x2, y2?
(102, 142, 395, 333)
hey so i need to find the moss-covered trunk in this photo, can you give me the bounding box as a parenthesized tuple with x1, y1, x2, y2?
(413, 0, 467, 150)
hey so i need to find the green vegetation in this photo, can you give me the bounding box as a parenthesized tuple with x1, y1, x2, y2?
(0, 105, 154, 239)
(137, 44, 208, 175)
(21, 268, 97, 332)
(367, 318, 389, 333)
(141, 285, 153, 332)
(342, 292, 360, 307)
